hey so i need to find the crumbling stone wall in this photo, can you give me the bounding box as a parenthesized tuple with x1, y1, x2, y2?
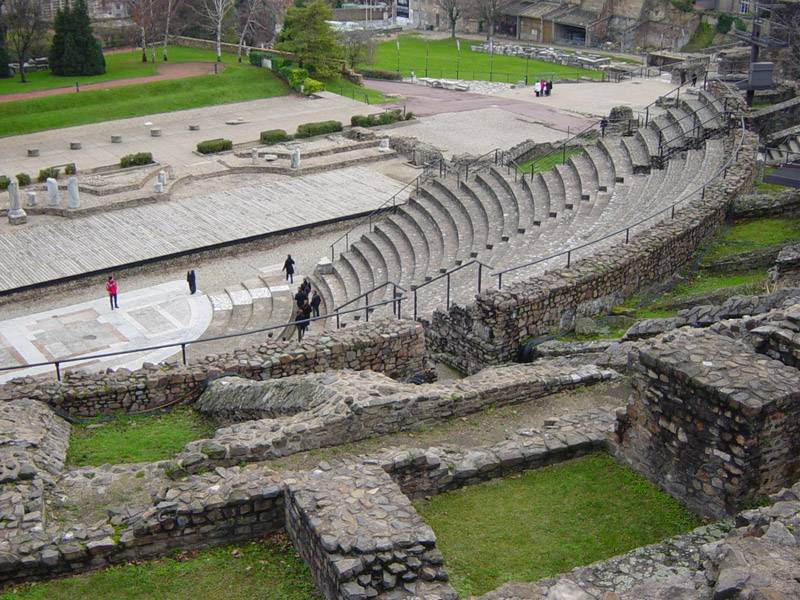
(0, 320, 427, 417)
(614, 327, 800, 519)
(426, 129, 757, 374)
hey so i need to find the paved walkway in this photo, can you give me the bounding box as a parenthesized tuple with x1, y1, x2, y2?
(0, 62, 223, 103)
(0, 166, 406, 293)
(0, 92, 370, 175)
(0, 280, 210, 382)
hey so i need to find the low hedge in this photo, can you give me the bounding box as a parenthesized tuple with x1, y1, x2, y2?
(197, 138, 233, 154)
(279, 66, 309, 88)
(302, 77, 324, 95)
(16, 173, 31, 186)
(37, 167, 60, 183)
(295, 120, 343, 138)
(0, 176, 9, 190)
(249, 51, 266, 66)
(350, 109, 404, 128)
(260, 129, 291, 145)
(358, 68, 402, 80)
(120, 152, 153, 168)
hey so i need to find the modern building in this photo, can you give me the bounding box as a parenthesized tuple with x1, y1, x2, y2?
(40, 0, 129, 22)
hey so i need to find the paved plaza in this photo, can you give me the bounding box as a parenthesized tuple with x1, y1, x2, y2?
(0, 280, 210, 382)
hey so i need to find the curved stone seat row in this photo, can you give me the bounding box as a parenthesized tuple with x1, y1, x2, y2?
(309, 90, 729, 326)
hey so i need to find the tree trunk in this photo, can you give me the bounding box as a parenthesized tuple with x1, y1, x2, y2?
(216, 20, 222, 62)
(18, 60, 25, 83)
(141, 27, 147, 62)
(450, 18, 456, 38)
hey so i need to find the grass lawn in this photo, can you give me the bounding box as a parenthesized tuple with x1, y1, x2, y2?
(755, 167, 791, 193)
(324, 75, 389, 105)
(700, 217, 800, 264)
(66, 407, 216, 466)
(365, 34, 602, 82)
(415, 454, 701, 597)
(515, 147, 584, 174)
(0, 535, 320, 600)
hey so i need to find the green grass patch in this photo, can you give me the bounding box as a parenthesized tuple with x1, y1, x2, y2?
(515, 147, 584, 174)
(0, 535, 320, 600)
(755, 167, 790, 193)
(364, 34, 602, 82)
(324, 75, 389, 104)
(415, 454, 701, 596)
(700, 217, 800, 264)
(681, 22, 717, 52)
(0, 48, 289, 137)
(66, 407, 216, 466)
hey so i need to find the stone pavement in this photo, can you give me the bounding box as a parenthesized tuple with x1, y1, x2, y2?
(0, 280, 211, 382)
(0, 165, 406, 293)
(1, 91, 370, 176)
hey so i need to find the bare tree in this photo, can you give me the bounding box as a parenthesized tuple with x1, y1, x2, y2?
(195, 0, 235, 62)
(162, 0, 187, 61)
(127, 0, 160, 62)
(339, 29, 376, 68)
(5, 0, 47, 83)
(471, 0, 508, 39)
(436, 0, 462, 39)
(235, 0, 278, 61)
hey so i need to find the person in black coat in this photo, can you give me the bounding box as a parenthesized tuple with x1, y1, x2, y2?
(295, 287, 307, 309)
(296, 300, 312, 341)
(310, 290, 321, 318)
(186, 269, 197, 294)
(282, 254, 295, 283)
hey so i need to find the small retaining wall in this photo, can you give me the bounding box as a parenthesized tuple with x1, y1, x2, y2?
(0, 320, 427, 416)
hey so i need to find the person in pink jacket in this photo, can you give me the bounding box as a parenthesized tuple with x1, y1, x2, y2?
(105, 275, 119, 310)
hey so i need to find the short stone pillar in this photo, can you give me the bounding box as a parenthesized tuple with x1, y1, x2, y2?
(46, 178, 59, 207)
(188, 124, 200, 131)
(378, 138, 391, 152)
(154, 181, 164, 193)
(290, 148, 301, 170)
(315, 256, 334, 275)
(251, 148, 258, 165)
(7, 181, 27, 225)
(26, 191, 37, 207)
(150, 127, 162, 137)
(111, 135, 123, 144)
(70, 141, 82, 150)
(66, 176, 80, 210)
(27, 148, 39, 157)
(157, 170, 167, 186)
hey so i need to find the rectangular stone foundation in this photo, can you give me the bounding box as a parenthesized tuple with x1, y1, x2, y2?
(285, 462, 458, 600)
(615, 328, 800, 518)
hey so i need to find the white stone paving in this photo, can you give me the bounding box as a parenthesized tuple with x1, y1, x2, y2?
(0, 280, 211, 382)
(0, 166, 406, 293)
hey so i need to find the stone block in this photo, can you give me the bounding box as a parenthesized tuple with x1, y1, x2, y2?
(69, 141, 82, 150)
(110, 135, 123, 143)
(150, 127, 162, 137)
(26, 148, 39, 157)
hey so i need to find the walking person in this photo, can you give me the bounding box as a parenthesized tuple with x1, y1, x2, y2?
(295, 285, 307, 309)
(546, 80, 552, 96)
(691, 72, 698, 87)
(600, 117, 608, 138)
(282, 254, 295, 284)
(296, 300, 312, 341)
(105, 275, 119, 310)
(186, 269, 197, 295)
(310, 290, 321, 318)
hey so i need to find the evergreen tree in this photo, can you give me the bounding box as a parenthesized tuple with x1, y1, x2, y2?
(0, 28, 10, 79)
(276, 0, 341, 80)
(49, 0, 106, 76)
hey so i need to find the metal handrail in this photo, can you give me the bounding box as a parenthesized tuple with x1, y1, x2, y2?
(331, 279, 407, 324)
(640, 76, 708, 126)
(328, 157, 442, 261)
(659, 110, 731, 160)
(492, 115, 747, 287)
(505, 120, 600, 180)
(409, 259, 491, 319)
(0, 296, 409, 381)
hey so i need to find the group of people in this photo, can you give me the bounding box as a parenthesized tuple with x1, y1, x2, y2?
(533, 79, 553, 97)
(293, 275, 321, 341)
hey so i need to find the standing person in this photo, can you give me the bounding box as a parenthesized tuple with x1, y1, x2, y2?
(691, 72, 698, 87)
(546, 80, 552, 96)
(282, 254, 295, 284)
(296, 300, 312, 341)
(534, 80, 540, 97)
(105, 275, 119, 310)
(186, 269, 197, 295)
(600, 117, 608, 138)
(310, 290, 321, 318)
(295, 285, 307, 309)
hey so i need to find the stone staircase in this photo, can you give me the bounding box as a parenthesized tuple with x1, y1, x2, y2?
(308, 90, 731, 328)
(765, 133, 800, 166)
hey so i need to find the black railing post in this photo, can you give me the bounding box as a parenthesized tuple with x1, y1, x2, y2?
(446, 272, 451, 308)
(477, 263, 482, 293)
(413, 289, 418, 320)
(397, 297, 402, 320)
(392, 284, 398, 317)
(567, 250, 571, 267)
(336, 311, 341, 329)
(625, 228, 630, 243)
(498, 272, 503, 289)
(331, 246, 334, 261)
(181, 343, 187, 365)
(364, 293, 369, 322)
(671, 204, 675, 218)
(55, 361, 61, 381)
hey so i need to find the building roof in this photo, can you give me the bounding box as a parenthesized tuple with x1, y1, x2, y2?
(502, 0, 562, 19)
(550, 5, 598, 26)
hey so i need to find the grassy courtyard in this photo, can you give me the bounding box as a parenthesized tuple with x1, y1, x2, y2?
(0, 535, 320, 600)
(415, 453, 701, 596)
(365, 34, 602, 82)
(66, 407, 216, 466)
(515, 147, 584, 174)
(700, 217, 800, 264)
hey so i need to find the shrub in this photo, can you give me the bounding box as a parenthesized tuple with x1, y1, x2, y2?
(278, 66, 309, 88)
(119, 152, 153, 168)
(16, 173, 31, 187)
(716, 13, 733, 34)
(249, 51, 266, 66)
(358, 68, 402, 80)
(271, 56, 289, 71)
(734, 17, 747, 31)
(302, 77, 324, 95)
(295, 120, 343, 138)
(260, 129, 291, 145)
(197, 138, 233, 154)
(65, 162, 77, 175)
(405, 111, 414, 120)
(670, 0, 693, 11)
(38, 167, 61, 183)
(350, 110, 403, 128)
(0, 176, 9, 190)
